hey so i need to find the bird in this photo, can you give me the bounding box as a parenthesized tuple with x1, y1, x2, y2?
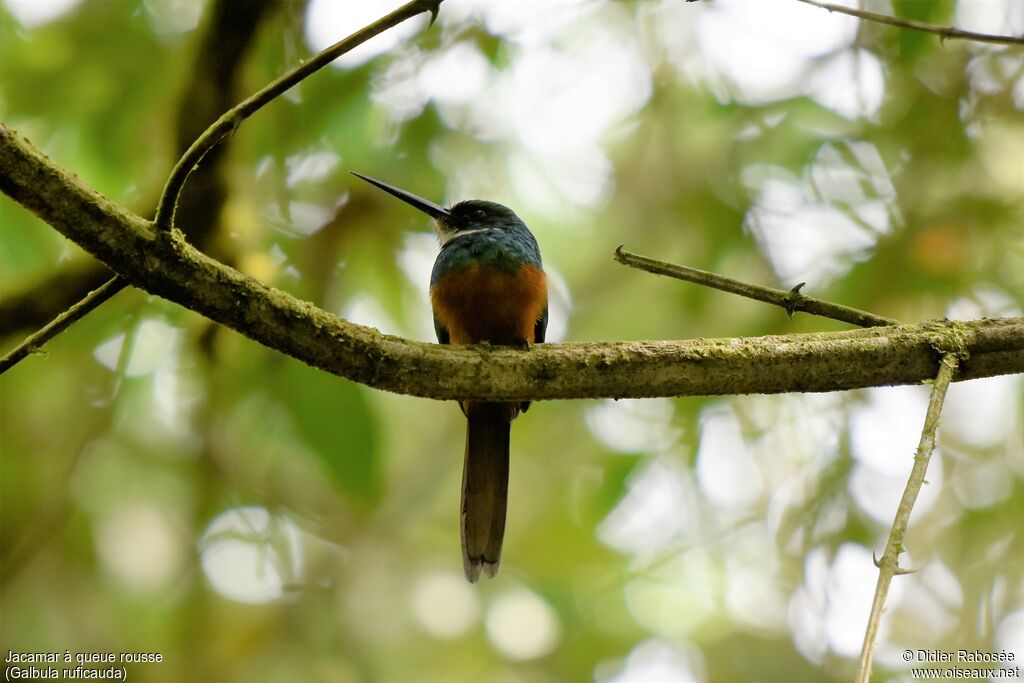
(352, 171, 548, 582)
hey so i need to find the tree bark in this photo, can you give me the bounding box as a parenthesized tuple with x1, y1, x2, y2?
(2, 123, 1022, 401)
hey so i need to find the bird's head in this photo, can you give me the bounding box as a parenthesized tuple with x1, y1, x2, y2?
(352, 172, 523, 244)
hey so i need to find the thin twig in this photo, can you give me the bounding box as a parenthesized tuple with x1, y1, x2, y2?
(0, 276, 128, 375)
(796, 0, 1024, 46)
(614, 246, 898, 328)
(855, 353, 960, 683)
(152, 0, 443, 232)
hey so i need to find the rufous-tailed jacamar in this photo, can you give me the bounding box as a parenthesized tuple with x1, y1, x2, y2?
(352, 172, 548, 581)
(353, 172, 548, 582)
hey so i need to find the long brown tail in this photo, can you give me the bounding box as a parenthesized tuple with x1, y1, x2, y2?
(461, 403, 512, 582)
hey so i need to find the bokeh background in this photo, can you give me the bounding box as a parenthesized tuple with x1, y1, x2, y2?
(1, 1, 1022, 681)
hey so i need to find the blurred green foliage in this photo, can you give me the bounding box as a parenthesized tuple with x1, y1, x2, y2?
(1, 1, 1022, 682)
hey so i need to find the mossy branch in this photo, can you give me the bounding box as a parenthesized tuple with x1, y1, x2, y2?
(0, 0, 440, 373)
(2, 124, 1023, 400)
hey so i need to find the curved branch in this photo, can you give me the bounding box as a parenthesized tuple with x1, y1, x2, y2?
(153, 0, 443, 231)
(2, 123, 1022, 401)
(0, 0, 279, 336)
(796, 0, 1024, 46)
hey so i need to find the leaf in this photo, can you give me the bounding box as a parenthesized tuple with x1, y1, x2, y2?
(278, 358, 381, 507)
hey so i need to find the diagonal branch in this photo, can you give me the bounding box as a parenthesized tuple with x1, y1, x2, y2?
(2, 123, 1023, 401)
(153, 0, 443, 232)
(614, 246, 899, 328)
(856, 353, 960, 683)
(795, 0, 1024, 46)
(0, 276, 128, 375)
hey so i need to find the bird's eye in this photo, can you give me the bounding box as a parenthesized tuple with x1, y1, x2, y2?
(473, 209, 486, 219)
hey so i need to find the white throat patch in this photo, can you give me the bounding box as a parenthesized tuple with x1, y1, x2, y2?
(438, 227, 501, 245)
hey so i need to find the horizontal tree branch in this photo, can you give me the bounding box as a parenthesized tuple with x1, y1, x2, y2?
(2, 123, 1022, 401)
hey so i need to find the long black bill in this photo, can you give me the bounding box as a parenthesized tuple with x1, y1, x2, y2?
(351, 171, 451, 220)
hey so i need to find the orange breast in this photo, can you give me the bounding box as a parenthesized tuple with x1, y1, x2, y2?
(431, 263, 547, 346)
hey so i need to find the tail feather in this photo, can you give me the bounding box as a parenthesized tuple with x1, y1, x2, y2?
(461, 403, 512, 582)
